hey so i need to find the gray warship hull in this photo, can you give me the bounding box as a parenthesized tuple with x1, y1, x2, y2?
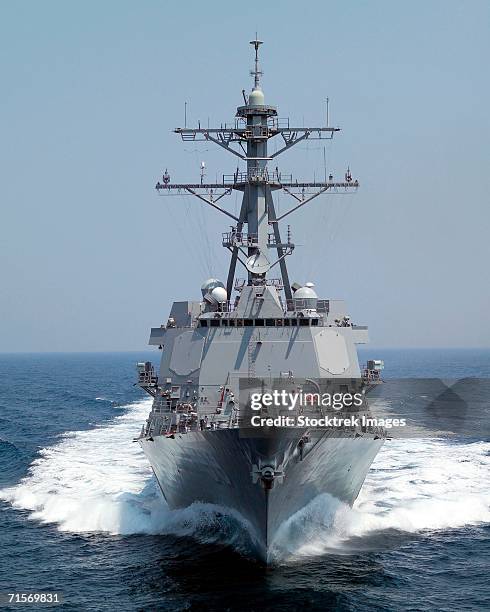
(138, 39, 386, 564)
(140, 429, 383, 562)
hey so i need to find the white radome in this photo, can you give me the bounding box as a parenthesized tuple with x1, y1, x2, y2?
(210, 286, 228, 303)
(294, 286, 318, 300)
(248, 88, 265, 106)
(201, 278, 224, 297)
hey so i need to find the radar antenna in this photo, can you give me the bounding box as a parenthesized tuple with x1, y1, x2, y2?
(250, 36, 263, 89)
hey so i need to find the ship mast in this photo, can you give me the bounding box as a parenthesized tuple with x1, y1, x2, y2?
(156, 39, 358, 305)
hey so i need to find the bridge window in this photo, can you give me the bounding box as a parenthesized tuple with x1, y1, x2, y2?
(199, 317, 320, 328)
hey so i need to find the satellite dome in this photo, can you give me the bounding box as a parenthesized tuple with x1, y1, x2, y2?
(294, 286, 318, 300)
(294, 284, 318, 310)
(201, 278, 224, 297)
(210, 287, 227, 303)
(248, 87, 265, 106)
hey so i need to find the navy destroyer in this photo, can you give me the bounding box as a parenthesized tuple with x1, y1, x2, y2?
(137, 40, 385, 562)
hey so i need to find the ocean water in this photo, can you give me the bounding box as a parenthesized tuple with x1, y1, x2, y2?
(0, 350, 489, 611)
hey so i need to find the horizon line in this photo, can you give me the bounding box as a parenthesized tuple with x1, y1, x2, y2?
(1, 346, 490, 355)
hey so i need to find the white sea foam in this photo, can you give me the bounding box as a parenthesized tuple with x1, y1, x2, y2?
(0, 400, 257, 552)
(1, 400, 155, 533)
(1, 401, 489, 560)
(271, 438, 490, 560)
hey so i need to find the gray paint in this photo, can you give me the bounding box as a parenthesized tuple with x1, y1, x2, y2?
(137, 41, 385, 563)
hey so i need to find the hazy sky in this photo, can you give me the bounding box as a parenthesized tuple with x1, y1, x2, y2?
(1, 0, 489, 351)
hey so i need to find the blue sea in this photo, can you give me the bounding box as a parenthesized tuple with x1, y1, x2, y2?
(0, 350, 489, 611)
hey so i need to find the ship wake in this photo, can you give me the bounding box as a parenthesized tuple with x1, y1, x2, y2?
(0, 399, 259, 555)
(270, 437, 490, 562)
(1, 400, 489, 562)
